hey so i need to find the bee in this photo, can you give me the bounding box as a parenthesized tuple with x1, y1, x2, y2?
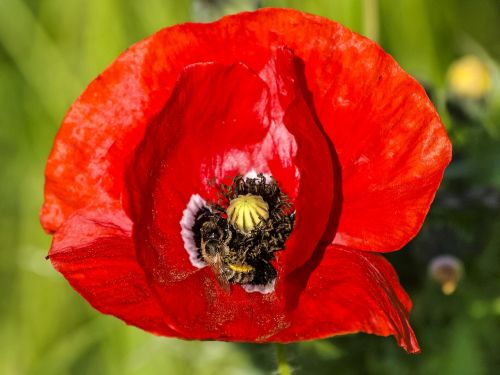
(199, 216, 232, 292)
(192, 172, 295, 293)
(197, 212, 256, 292)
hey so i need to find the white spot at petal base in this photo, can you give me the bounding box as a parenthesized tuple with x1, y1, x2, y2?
(180, 194, 208, 268)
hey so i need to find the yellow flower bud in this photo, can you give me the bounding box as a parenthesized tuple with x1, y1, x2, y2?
(447, 55, 492, 100)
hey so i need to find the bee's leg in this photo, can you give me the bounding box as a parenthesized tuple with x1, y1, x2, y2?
(227, 225, 233, 241)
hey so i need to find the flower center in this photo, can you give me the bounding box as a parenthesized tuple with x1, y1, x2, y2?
(188, 173, 294, 292)
(227, 194, 269, 234)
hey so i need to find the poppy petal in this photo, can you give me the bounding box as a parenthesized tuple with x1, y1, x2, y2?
(273, 245, 420, 353)
(40, 46, 161, 233)
(316, 45, 452, 252)
(48, 206, 175, 336)
(144, 268, 292, 341)
(127, 49, 333, 287)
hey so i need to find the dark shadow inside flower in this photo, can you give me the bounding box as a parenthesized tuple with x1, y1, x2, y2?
(278, 56, 345, 312)
(290, 57, 345, 247)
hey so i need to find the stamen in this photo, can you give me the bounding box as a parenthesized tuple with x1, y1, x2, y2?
(181, 173, 294, 294)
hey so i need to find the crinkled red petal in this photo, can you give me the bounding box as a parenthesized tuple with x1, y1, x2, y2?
(272, 245, 420, 354)
(127, 61, 276, 283)
(126, 51, 333, 339)
(316, 44, 452, 252)
(49, 206, 175, 336)
(147, 270, 291, 341)
(42, 9, 449, 256)
(127, 49, 333, 284)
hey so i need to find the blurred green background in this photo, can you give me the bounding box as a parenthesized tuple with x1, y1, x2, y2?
(0, 0, 499, 374)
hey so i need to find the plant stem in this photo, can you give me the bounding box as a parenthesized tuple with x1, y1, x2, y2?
(275, 344, 292, 375)
(363, 0, 379, 42)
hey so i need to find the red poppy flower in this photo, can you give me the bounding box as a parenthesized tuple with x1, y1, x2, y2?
(41, 8, 451, 354)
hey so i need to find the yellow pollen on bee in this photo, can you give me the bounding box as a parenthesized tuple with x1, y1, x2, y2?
(228, 263, 255, 273)
(227, 194, 269, 234)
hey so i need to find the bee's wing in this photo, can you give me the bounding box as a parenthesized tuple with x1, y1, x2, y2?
(205, 253, 231, 293)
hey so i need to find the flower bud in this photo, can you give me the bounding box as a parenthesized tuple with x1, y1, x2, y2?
(447, 55, 491, 100)
(429, 255, 464, 295)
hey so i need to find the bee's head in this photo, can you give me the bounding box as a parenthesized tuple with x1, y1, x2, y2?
(200, 219, 224, 240)
(203, 239, 224, 257)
